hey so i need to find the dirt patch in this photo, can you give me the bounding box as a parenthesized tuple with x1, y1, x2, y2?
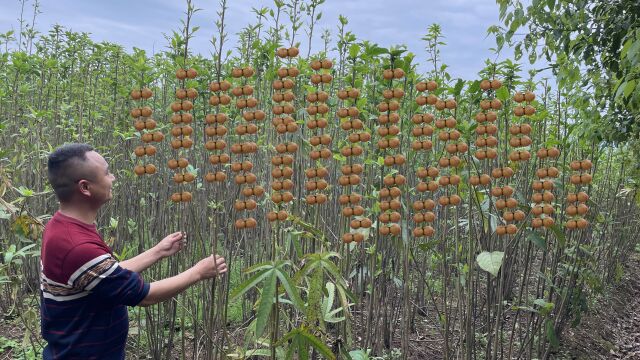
(553, 253, 640, 359)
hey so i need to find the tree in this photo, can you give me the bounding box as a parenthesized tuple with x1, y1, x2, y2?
(493, 0, 640, 143)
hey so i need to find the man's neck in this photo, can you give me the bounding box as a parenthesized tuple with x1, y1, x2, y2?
(58, 202, 99, 225)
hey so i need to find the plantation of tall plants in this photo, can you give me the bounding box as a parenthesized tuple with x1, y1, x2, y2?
(1, 0, 639, 359)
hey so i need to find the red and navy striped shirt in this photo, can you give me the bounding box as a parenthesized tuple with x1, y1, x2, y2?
(40, 211, 149, 359)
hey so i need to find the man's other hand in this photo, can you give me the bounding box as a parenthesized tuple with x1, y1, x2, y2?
(154, 231, 186, 258)
(194, 254, 227, 280)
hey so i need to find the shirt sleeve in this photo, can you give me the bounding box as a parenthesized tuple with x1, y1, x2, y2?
(64, 243, 150, 306)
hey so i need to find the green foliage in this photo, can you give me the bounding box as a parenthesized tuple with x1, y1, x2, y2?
(476, 251, 504, 277)
(495, 0, 640, 143)
(277, 326, 336, 360)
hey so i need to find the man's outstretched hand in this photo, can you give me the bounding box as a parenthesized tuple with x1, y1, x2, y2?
(154, 231, 187, 259)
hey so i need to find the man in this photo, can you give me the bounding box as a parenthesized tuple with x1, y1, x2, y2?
(40, 143, 227, 359)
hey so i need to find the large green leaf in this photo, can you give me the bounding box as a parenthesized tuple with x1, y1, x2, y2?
(349, 350, 368, 360)
(279, 327, 336, 360)
(322, 282, 346, 323)
(476, 251, 504, 277)
(230, 266, 273, 301)
(275, 268, 305, 311)
(255, 269, 277, 337)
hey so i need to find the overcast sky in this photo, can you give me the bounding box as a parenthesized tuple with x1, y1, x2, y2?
(0, 0, 542, 81)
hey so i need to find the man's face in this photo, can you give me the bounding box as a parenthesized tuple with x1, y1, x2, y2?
(78, 151, 116, 206)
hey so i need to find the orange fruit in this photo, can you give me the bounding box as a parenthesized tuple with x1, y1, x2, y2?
(144, 164, 156, 174)
(213, 171, 226, 181)
(577, 192, 589, 203)
(134, 165, 146, 176)
(134, 146, 146, 157)
(576, 218, 588, 229)
(171, 193, 182, 202)
(186, 68, 197, 79)
(176, 68, 187, 79)
(524, 91, 535, 102)
(287, 47, 299, 57)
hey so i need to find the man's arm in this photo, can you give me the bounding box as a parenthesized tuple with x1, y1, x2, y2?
(119, 248, 162, 273)
(138, 254, 227, 306)
(120, 232, 185, 273)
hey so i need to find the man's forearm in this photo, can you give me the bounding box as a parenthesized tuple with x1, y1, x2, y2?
(138, 267, 201, 306)
(119, 247, 162, 273)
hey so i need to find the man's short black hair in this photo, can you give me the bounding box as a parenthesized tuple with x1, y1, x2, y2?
(47, 143, 94, 202)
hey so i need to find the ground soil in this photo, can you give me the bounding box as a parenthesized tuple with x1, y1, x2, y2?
(552, 253, 640, 359)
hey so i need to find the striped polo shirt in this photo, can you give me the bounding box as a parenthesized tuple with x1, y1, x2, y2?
(40, 211, 149, 359)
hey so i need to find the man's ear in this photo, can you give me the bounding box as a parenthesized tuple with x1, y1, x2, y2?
(78, 180, 91, 196)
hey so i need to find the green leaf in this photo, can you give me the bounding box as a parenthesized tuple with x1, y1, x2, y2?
(495, 86, 509, 101)
(230, 267, 273, 301)
(322, 282, 346, 323)
(255, 269, 277, 337)
(298, 328, 335, 360)
(623, 79, 636, 99)
(545, 319, 559, 348)
(275, 269, 305, 311)
(349, 350, 369, 360)
(4, 244, 16, 264)
(550, 224, 566, 247)
(476, 251, 504, 277)
(348, 44, 360, 59)
(367, 46, 389, 57)
(525, 229, 546, 249)
(533, 298, 555, 316)
(452, 79, 465, 97)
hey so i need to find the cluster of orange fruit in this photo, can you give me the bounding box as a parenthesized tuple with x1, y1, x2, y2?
(492, 185, 524, 235)
(474, 79, 501, 160)
(305, 58, 333, 211)
(230, 66, 260, 229)
(430, 81, 464, 218)
(378, 175, 406, 236)
(412, 81, 437, 153)
(413, 167, 440, 237)
(168, 158, 193, 202)
(267, 48, 300, 224)
(526, 147, 558, 229)
(131, 87, 160, 176)
(508, 90, 536, 162)
(376, 67, 407, 237)
(512, 90, 536, 117)
(529, 166, 559, 228)
(338, 75, 370, 243)
(203, 79, 232, 184)
(170, 68, 199, 202)
(569, 160, 593, 185)
(309, 61, 333, 85)
(412, 81, 437, 236)
(565, 191, 589, 229)
(565, 160, 592, 230)
(204, 81, 230, 183)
